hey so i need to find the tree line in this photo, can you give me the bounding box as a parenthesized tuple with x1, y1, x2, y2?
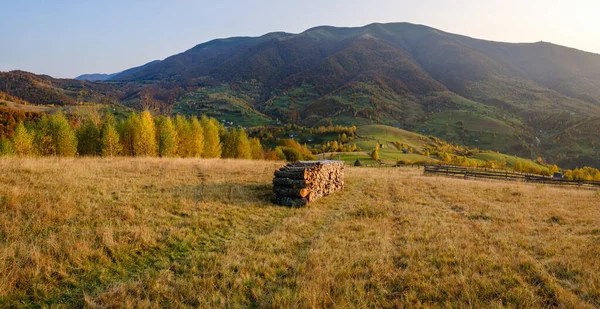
(0, 111, 269, 159)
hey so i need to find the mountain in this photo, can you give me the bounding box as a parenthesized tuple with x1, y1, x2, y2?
(75, 73, 118, 82)
(109, 22, 600, 168)
(3, 23, 600, 168)
(75, 60, 160, 82)
(0, 70, 140, 106)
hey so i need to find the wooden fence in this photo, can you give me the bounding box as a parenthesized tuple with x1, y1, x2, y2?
(423, 164, 600, 188)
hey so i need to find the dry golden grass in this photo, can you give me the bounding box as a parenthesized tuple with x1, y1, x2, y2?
(0, 158, 599, 308)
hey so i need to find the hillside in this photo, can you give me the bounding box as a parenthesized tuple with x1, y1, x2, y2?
(0, 70, 142, 106)
(109, 22, 600, 168)
(0, 158, 598, 307)
(75, 60, 160, 81)
(5, 23, 600, 168)
(306, 124, 549, 171)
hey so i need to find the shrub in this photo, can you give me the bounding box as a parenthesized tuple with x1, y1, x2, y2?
(280, 147, 303, 162)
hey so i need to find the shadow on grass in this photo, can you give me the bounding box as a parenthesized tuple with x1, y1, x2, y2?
(167, 182, 274, 206)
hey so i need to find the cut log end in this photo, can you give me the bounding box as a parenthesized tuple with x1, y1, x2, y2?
(272, 160, 344, 207)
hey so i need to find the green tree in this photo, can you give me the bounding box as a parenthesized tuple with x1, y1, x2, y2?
(100, 113, 121, 157)
(77, 119, 100, 156)
(156, 116, 178, 157)
(12, 122, 34, 157)
(202, 115, 221, 158)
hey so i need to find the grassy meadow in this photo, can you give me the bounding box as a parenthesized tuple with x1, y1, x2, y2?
(0, 158, 599, 308)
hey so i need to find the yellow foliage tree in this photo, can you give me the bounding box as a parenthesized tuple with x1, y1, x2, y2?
(250, 138, 264, 160)
(202, 116, 221, 158)
(12, 122, 34, 157)
(236, 128, 252, 159)
(371, 144, 380, 161)
(190, 117, 204, 157)
(156, 116, 178, 157)
(100, 114, 121, 157)
(133, 110, 157, 157)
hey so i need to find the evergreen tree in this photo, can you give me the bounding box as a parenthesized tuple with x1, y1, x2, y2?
(12, 122, 34, 157)
(174, 115, 191, 157)
(236, 128, 252, 159)
(201, 115, 221, 158)
(133, 110, 157, 156)
(77, 119, 100, 156)
(189, 116, 204, 157)
(156, 116, 178, 157)
(48, 113, 77, 157)
(100, 113, 121, 157)
(250, 137, 264, 160)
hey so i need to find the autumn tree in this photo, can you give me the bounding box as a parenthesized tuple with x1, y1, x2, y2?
(0, 137, 14, 156)
(201, 115, 221, 158)
(133, 110, 157, 156)
(221, 128, 238, 158)
(119, 113, 139, 156)
(33, 117, 55, 156)
(156, 116, 178, 157)
(189, 116, 204, 157)
(236, 128, 252, 159)
(48, 113, 77, 157)
(371, 144, 380, 161)
(100, 112, 121, 157)
(173, 115, 191, 157)
(250, 137, 264, 160)
(12, 122, 34, 156)
(547, 164, 560, 175)
(514, 161, 524, 173)
(441, 152, 452, 163)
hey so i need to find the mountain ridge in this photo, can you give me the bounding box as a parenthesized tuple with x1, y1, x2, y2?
(3, 22, 600, 168)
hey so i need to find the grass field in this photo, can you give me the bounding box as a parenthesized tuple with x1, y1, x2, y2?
(1, 158, 599, 308)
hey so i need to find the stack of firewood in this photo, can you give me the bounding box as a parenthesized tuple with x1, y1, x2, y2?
(273, 161, 345, 207)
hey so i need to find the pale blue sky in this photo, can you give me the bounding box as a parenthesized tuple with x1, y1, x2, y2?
(1, 0, 599, 78)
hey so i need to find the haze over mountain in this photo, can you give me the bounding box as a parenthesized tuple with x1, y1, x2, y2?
(74, 73, 118, 82)
(75, 60, 160, 81)
(2, 22, 600, 168)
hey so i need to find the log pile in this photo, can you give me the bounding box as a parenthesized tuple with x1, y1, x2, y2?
(273, 161, 345, 207)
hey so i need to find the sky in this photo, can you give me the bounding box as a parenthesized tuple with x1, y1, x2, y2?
(1, 0, 599, 78)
